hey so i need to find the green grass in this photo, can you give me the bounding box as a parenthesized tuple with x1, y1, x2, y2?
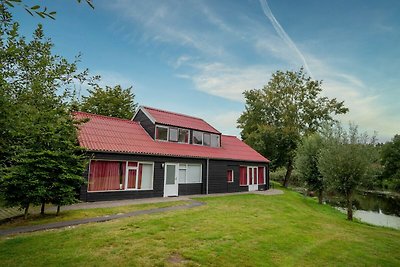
(0, 201, 188, 230)
(1, 189, 399, 266)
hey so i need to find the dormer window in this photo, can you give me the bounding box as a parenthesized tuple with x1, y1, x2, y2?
(156, 126, 168, 141)
(203, 133, 211, 146)
(193, 131, 203, 145)
(178, 129, 189, 143)
(211, 134, 220, 147)
(169, 128, 178, 142)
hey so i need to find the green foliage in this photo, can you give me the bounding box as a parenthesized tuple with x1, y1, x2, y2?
(381, 135, 400, 192)
(318, 124, 375, 220)
(80, 84, 137, 119)
(238, 68, 348, 186)
(0, 15, 87, 216)
(295, 133, 324, 202)
(1, 0, 94, 20)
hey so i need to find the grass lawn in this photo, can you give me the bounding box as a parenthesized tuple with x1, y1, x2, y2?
(0, 189, 399, 266)
(0, 201, 189, 230)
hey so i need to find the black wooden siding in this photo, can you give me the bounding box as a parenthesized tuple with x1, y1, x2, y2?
(81, 152, 269, 202)
(133, 109, 155, 138)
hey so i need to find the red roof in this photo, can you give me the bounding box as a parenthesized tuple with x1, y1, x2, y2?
(74, 112, 269, 163)
(139, 106, 220, 134)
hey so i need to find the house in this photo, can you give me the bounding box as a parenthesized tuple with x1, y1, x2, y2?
(74, 106, 270, 202)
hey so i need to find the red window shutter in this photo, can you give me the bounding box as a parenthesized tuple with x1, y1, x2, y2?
(239, 166, 247, 186)
(88, 161, 122, 191)
(258, 167, 265, 184)
(227, 170, 233, 182)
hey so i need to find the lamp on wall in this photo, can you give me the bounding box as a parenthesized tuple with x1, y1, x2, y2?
(161, 163, 165, 168)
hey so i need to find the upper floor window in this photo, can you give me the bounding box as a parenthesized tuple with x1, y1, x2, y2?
(203, 133, 211, 146)
(178, 129, 189, 143)
(211, 134, 220, 147)
(169, 127, 178, 142)
(193, 131, 203, 145)
(156, 126, 168, 141)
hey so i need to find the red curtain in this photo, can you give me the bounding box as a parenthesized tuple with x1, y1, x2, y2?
(258, 167, 265, 184)
(127, 169, 137, 189)
(239, 166, 247, 186)
(137, 164, 143, 189)
(128, 161, 138, 167)
(227, 170, 233, 182)
(89, 161, 122, 191)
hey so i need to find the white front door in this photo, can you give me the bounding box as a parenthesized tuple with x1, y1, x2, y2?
(248, 166, 258, 191)
(164, 163, 179, 197)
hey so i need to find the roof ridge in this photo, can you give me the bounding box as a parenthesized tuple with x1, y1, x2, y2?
(72, 111, 139, 124)
(142, 106, 205, 121)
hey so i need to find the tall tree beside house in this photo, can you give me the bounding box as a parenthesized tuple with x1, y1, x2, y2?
(0, 14, 87, 218)
(381, 134, 400, 192)
(318, 124, 374, 221)
(237, 68, 348, 187)
(79, 85, 137, 119)
(294, 133, 325, 203)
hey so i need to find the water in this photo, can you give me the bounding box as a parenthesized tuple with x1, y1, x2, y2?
(326, 191, 400, 230)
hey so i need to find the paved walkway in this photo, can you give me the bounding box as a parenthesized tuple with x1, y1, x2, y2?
(0, 189, 283, 236)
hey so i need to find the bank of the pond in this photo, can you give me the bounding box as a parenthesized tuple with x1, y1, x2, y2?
(326, 190, 400, 229)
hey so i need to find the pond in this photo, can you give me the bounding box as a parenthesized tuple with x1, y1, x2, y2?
(325, 191, 400, 230)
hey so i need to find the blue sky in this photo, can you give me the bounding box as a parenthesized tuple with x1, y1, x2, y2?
(15, 0, 400, 141)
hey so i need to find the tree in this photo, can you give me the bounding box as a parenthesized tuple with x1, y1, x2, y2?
(381, 135, 400, 192)
(295, 133, 325, 203)
(1, 0, 94, 20)
(318, 124, 374, 221)
(0, 14, 87, 218)
(80, 85, 137, 119)
(237, 68, 348, 187)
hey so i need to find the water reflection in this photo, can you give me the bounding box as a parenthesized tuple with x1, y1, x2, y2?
(326, 191, 400, 229)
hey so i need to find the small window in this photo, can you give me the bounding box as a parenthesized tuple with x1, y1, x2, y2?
(178, 129, 189, 143)
(187, 164, 202, 183)
(193, 131, 203, 145)
(239, 166, 247, 186)
(156, 126, 168, 141)
(211, 134, 220, 147)
(227, 170, 234, 183)
(169, 128, 178, 142)
(203, 133, 211, 146)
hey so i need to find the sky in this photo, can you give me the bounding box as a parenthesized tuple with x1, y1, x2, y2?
(14, 0, 400, 141)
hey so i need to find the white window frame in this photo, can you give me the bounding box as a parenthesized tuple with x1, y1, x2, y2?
(155, 125, 169, 142)
(192, 130, 203, 146)
(178, 163, 202, 184)
(247, 166, 258, 185)
(178, 128, 190, 144)
(227, 169, 234, 183)
(169, 127, 178, 142)
(125, 161, 154, 191)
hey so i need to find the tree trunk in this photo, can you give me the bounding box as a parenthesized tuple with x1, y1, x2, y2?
(282, 160, 293, 188)
(317, 190, 323, 204)
(24, 203, 29, 220)
(56, 206, 60, 216)
(346, 194, 353, 221)
(40, 202, 45, 215)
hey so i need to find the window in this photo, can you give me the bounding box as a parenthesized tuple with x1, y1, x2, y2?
(258, 166, 265, 184)
(88, 160, 125, 191)
(156, 126, 168, 141)
(178, 163, 202, 183)
(193, 131, 203, 145)
(88, 160, 154, 191)
(203, 133, 211, 146)
(211, 134, 220, 147)
(227, 170, 234, 183)
(169, 128, 178, 142)
(239, 166, 247, 186)
(178, 129, 189, 143)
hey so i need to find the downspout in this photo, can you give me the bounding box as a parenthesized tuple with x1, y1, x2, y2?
(206, 158, 209, 195)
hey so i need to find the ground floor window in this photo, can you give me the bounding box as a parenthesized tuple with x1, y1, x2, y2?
(88, 160, 154, 192)
(227, 169, 234, 183)
(178, 163, 202, 183)
(239, 165, 266, 186)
